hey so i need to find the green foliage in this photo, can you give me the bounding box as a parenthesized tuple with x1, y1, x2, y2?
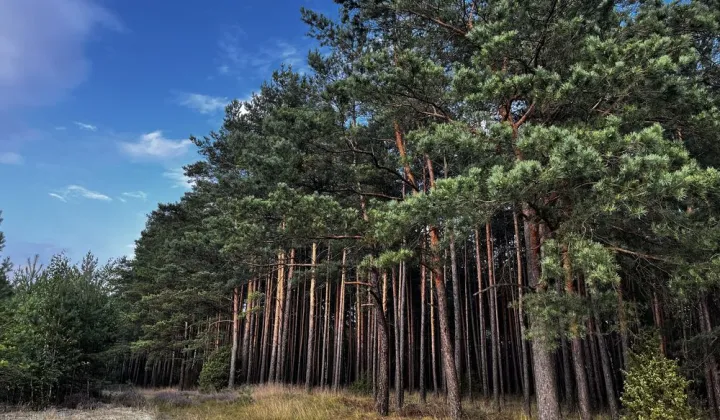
(621, 337, 694, 420)
(199, 346, 231, 393)
(348, 374, 372, 395)
(0, 253, 118, 406)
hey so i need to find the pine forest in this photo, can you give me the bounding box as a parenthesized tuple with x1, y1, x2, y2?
(2, 1, 720, 419)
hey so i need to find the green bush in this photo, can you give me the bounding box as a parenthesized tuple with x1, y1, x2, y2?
(348, 374, 372, 395)
(621, 338, 694, 420)
(199, 346, 231, 393)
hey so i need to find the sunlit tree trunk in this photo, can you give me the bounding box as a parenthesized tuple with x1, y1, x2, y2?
(333, 248, 347, 391)
(305, 243, 318, 391)
(269, 252, 285, 382)
(278, 249, 295, 382)
(229, 286, 240, 388)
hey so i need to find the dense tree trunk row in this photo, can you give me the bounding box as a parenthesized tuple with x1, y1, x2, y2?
(110, 210, 720, 420)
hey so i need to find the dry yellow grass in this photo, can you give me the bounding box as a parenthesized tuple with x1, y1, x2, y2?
(156, 385, 531, 420)
(3, 386, 569, 419)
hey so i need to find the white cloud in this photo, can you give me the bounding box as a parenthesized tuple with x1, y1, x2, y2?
(48, 193, 66, 202)
(163, 168, 194, 190)
(50, 184, 112, 202)
(0, 0, 121, 110)
(74, 121, 97, 131)
(177, 93, 228, 115)
(0, 152, 23, 164)
(120, 131, 192, 159)
(121, 191, 147, 200)
(118, 196, 126, 203)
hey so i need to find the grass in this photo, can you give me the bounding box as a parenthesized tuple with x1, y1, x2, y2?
(5, 385, 587, 419)
(153, 385, 532, 420)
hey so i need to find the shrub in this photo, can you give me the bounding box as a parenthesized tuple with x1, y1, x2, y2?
(199, 346, 231, 393)
(348, 374, 372, 395)
(60, 393, 103, 410)
(106, 388, 146, 408)
(621, 337, 694, 420)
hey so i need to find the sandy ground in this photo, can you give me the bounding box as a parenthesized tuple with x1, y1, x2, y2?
(0, 407, 154, 420)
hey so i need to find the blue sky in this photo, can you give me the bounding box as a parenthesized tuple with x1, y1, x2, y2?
(0, 0, 334, 267)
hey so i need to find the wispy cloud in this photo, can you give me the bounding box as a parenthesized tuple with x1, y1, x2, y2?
(121, 191, 147, 200)
(48, 193, 66, 202)
(50, 184, 112, 202)
(217, 28, 308, 77)
(120, 131, 192, 159)
(163, 168, 194, 190)
(0, 0, 122, 110)
(177, 93, 228, 115)
(0, 152, 23, 165)
(74, 121, 97, 131)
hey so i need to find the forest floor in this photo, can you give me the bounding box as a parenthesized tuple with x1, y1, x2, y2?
(2, 385, 538, 419)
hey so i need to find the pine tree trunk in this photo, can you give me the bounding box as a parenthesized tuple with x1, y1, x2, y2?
(593, 314, 619, 420)
(474, 229, 489, 397)
(617, 282, 630, 371)
(700, 297, 720, 418)
(423, 154, 461, 419)
(524, 210, 561, 420)
(368, 267, 390, 416)
(260, 273, 274, 383)
(486, 223, 501, 412)
(407, 275, 415, 392)
(321, 246, 332, 389)
(279, 249, 296, 382)
(397, 262, 406, 408)
(356, 273, 362, 382)
(430, 266, 439, 396)
(305, 243, 318, 392)
(333, 248, 347, 391)
(587, 328, 604, 409)
(420, 256, 427, 403)
(449, 231, 463, 390)
(393, 268, 401, 405)
(180, 321, 189, 390)
(652, 291, 667, 355)
(562, 245, 590, 420)
(229, 287, 240, 388)
(269, 253, 285, 382)
(463, 260, 473, 400)
(513, 212, 531, 417)
(430, 225, 462, 420)
(243, 281, 255, 383)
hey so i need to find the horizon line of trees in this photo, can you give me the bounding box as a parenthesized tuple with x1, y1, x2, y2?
(3, 1, 720, 419)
